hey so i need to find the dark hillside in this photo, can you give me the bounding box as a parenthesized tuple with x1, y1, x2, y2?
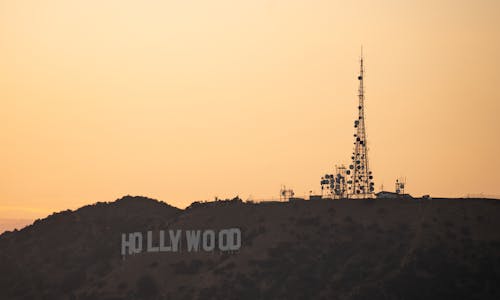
(0, 196, 181, 300)
(0, 197, 499, 299)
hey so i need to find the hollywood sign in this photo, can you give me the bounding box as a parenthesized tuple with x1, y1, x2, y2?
(121, 228, 241, 257)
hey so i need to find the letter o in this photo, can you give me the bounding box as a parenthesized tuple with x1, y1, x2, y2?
(132, 232, 143, 254)
(202, 230, 215, 251)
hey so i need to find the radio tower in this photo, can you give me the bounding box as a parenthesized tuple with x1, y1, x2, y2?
(348, 49, 375, 198)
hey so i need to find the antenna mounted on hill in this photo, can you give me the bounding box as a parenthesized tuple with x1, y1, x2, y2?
(347, 48, 375, 198)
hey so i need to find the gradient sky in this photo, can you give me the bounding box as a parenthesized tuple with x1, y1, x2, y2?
(1, 0, 500, 229)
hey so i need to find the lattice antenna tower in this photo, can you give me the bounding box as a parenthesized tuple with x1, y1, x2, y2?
(348, 49, 375, 198)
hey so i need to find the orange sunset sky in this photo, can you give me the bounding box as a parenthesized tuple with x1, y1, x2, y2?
(1, 0, 500, 231)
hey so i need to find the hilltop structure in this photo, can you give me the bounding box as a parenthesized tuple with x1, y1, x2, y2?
(319, 52, 375, 200)
(347, 52, 375, 198)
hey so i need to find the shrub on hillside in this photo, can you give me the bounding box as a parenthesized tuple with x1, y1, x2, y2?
(135, 275, 159, 299)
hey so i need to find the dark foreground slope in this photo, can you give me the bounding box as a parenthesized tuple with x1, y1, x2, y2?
(1, 197, 500, 300)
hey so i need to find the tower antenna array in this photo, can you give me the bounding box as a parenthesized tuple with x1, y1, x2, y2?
(348, 50, 375, 198)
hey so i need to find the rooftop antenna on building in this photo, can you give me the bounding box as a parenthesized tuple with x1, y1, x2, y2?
(280, 185, 295, 201)
(321, 168, 347, 200)
(348, 47, 375, 198)
(395, 177, 406, 195)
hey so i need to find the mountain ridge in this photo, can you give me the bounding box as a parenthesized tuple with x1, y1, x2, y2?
(1, 196, 499, 299)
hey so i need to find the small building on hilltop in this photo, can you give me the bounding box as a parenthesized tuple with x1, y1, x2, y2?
(376, 191, 413, 199)
(309, 195, 323, 201)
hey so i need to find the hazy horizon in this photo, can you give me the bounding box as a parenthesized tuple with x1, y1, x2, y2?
(2, 0, 500, 232)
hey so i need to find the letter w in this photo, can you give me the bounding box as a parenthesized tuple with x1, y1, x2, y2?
(185, 230, 201, 252)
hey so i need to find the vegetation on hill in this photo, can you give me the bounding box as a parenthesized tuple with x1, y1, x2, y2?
(0, 196, 499, 299)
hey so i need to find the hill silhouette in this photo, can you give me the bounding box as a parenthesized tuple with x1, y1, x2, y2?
(0, 196, 499, 299)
